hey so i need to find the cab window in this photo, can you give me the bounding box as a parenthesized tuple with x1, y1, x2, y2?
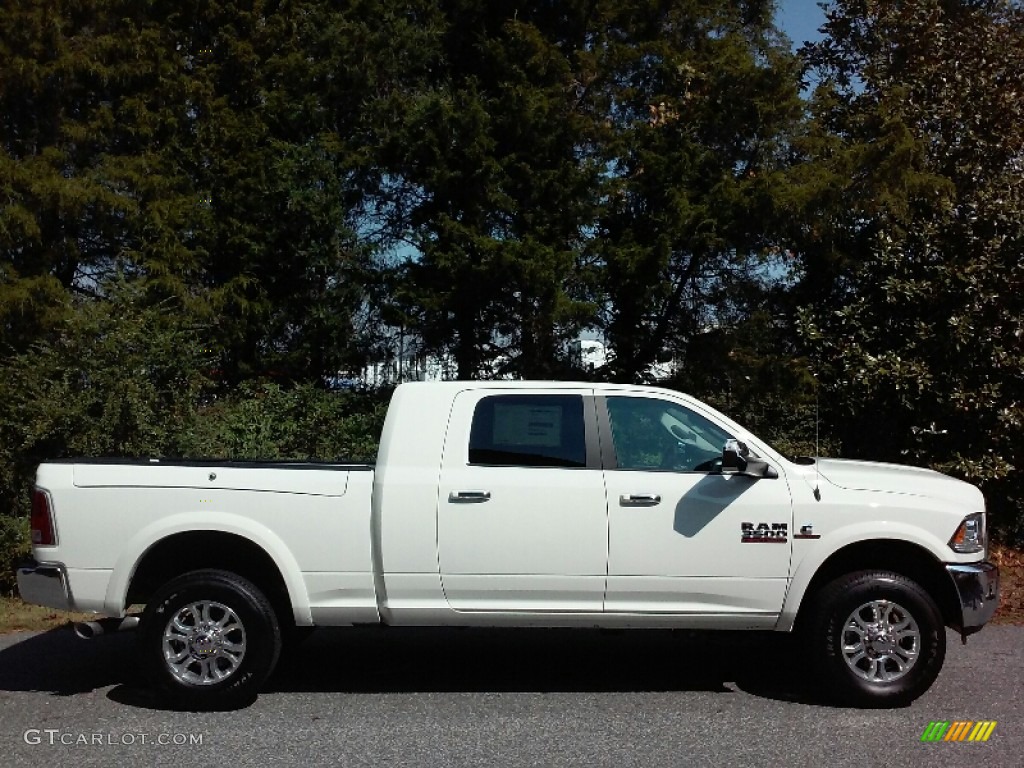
(606, 396, 733, 472)
(469, 395, 587, 467)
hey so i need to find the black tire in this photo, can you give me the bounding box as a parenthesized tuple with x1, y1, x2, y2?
(138, 569, 282, 710)
(805, 570, 946, 708)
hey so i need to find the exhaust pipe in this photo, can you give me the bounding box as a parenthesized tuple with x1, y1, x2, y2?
(74, 616, 140, 640)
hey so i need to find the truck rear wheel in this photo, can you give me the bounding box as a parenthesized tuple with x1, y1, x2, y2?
(806, 570, 945, 707)
(138, 569, 282, 710)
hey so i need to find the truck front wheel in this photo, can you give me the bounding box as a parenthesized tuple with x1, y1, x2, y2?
(806, 570, 946, 707)
(138, 569, 282, 710)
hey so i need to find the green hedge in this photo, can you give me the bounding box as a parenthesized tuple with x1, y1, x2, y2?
(0, 515, 30, 595)
(0, 287, 390, 595)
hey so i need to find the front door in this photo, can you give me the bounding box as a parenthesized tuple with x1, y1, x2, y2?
(600, 394, 793, 619)
(436, 389, 608, 612)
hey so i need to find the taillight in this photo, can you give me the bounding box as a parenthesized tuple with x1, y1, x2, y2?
(30, 489, 57, 546)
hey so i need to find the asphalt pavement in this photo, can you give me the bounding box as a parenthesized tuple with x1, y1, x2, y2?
(0, 623, 1020, 767)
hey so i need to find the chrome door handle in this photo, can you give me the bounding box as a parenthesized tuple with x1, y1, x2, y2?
(620, 493, 661, 507)
(449, 490, 492, 503)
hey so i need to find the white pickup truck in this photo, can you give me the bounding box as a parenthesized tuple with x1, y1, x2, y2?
(17, 381, 998, 709)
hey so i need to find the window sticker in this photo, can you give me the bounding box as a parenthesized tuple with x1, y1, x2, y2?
(493, 404, 562, 448)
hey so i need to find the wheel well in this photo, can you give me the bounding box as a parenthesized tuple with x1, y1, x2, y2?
(795, 539, 961, 630)
(126, 531, 293, 626)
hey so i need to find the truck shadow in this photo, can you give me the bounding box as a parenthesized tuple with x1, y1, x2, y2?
(0, 625, 829, 709)
(0, 625, 139, 696)
(266, 627, 822, 701)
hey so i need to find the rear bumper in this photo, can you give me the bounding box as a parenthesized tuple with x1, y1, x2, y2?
(16, 560, 75, 612)
(946, 561, 999, 635)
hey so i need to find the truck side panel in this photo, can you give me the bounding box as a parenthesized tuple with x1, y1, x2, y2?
(34, 463, 377, 625)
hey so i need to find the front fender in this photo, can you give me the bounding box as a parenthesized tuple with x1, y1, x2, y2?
(776, 520, 953, 632)
(103, 511, 311, 625)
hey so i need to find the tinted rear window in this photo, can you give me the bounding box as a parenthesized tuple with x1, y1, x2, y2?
(469, 395, 586, 467)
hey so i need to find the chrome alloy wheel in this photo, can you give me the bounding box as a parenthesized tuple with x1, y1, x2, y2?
(162, 601, 247, 685)
(841, 599, 921, 683)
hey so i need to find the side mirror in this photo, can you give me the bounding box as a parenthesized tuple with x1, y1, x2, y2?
(722, 439, 749, 472)
(722, 439, 777, 479)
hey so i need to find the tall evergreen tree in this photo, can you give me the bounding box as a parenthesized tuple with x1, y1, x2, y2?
(123, 0, 375, 383)
(371, 1, 802, 381)
(0, 0, 378, 382)
(1, 0, 125, 352)
(370, 1, 602, 378)
(587, 0, 803, 382)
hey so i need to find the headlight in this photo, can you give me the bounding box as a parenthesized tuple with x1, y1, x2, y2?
(949, 512, 986, 555)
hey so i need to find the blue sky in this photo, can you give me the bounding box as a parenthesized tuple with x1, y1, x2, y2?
(776, 0, 828, 48)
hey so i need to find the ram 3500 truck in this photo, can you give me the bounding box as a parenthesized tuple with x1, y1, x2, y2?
(17, 381, 999, 709)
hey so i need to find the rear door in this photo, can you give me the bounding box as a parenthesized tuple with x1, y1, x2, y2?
(436, 389, 608, 612)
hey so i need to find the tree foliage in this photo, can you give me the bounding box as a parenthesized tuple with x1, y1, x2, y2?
(796, 0, 1024, 539)
(0, 0, 375, 381)
(0, 282, 213, 517)
(1, 0, 1023, 546)
(0, 282, 386, 521)
(367, 0, 803, 380)
(368, 1, 603, 378)
(587, 0, 803, 382)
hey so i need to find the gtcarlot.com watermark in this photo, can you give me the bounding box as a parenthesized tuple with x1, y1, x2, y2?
(24, 729, 203, 747)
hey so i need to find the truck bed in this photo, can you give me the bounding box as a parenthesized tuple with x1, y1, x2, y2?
(30, 459, 378, 623)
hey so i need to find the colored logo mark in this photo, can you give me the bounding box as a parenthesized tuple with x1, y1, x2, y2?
(921, 721, 997, 742)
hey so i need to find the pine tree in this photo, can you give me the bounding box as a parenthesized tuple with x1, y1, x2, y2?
(586, 0, 803, 382)
(369, 1, 602, 378)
